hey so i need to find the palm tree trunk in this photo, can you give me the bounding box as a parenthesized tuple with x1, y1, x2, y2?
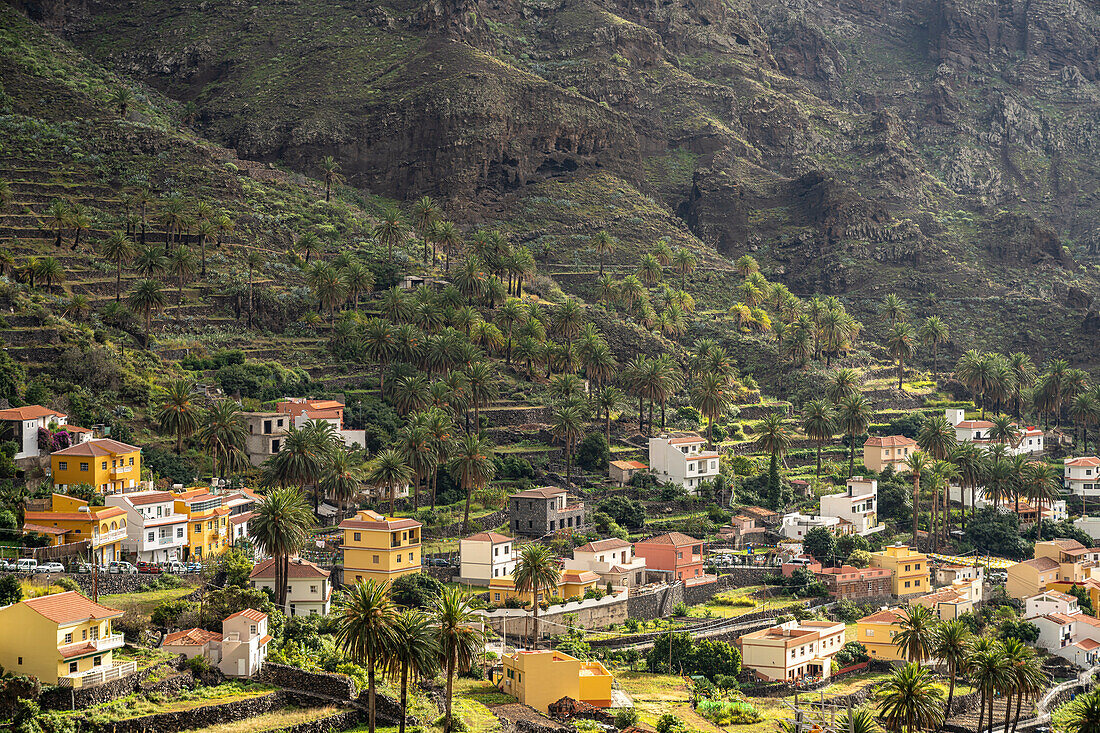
(977, 692, 987, 733)
(444, 654, 455, 733)
(462, 480, 473, 535)
(848, 438, 855, 478)
(565, 444, 572, 487)
(638, 396, 644, 431)
(605, 414, 611, 447)
(941, 661, 956, 729)
(898, 357, 903, 390)
(1012, 689, 1024, 733)
(116, 261, 122, 302)
(248, 271, 254, 328)
(912, 474, 920, 548)
(200, 235, 206, 277)
(367, 649, 377, 733)
(390, 481, 397, 516)
(1004, 690, 1014, 733)
(532, 601, 540, 649)
(815, 443, 822, 479)
(399, 663, 409, 733)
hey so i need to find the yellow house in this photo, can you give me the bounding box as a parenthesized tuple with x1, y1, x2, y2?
(51, 439, 142, 495)
(856, 607, 906, 661)
(738, 619, 846, 681)
(488, 568, 601, 606)
(909, 588, 974, 620)
(23, 494, 127, 564)
(1006, 556, 1061, 600)
(494, 650, 613, 712)
(869, 545, 930, 597)
(0, 591, 132, 687)
(1033, 539, 1100, 583)
(173, 490, 231, 562)
(340, 509, 422, 585)
(1050, 578, 1100, 613)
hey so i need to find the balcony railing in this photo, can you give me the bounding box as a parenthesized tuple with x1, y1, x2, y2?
(93, 529, 127, 546)
(58, 659, 136, 688)
(111, 465, 134, 478)
(94, 633, 125, 652)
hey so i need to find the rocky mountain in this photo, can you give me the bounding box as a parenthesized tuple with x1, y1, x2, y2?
(9, 0, 1100, 361)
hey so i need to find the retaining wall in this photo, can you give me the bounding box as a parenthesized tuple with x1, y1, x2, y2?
(40, 656, 185, 710)
(256, 663, 357, 702)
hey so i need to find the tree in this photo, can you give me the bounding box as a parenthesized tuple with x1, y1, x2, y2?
(390, 573, 444, 609)
(261, 423, 333, 509)
(802, 526, 837, 565)
(838, 394, 873, 478)
(197, 399, 247, 478)
(595, 386, 622, 447)
(734, 255, 758, 277)
(894, 604, 938, 664)
(592, 230, 615, 275)
(672, 248, 697, 289)
(156, 379, 200, 454)
(318, 156, 344, 202)
(34, 256, 64, 291)
(886, 321, 916, 390)
(826, 368, 861, 405)
(969, 639, 1011, 733)
(448, 433, 495, 534)
(877, 663, 944, 733)
(514, 542, 560, 648)
(366, 448, 414, 516)
(906, 450, 932, 549)
(101, 231, 136, 301)
(647, 631, 694, 674)
(1062, 690, 1100, 733)
(918, 316, 949, 379)
(931, 619, 970, 730)
(252, 486, 313, 609)
(245, 250, 264, 328)
(319, 449, 363, 514)
(127, 278, 167, 346)
(802, 399, 836, 479)
(0, 574, 21, 606)
(335, 580, 399, 733)
(837, 710, 882, 733)
(637, 253, 662, 286)
(113, 86, 133, 117)
(881, 293, 907, 325)
(375, 207, 408, 260)
(412, 196, 442, 263)
(597, 495, 645, 529)
(689, 639, 741, 679)
(63, 294, 91, 321)
(551, 403, 585, 486)
(432, 586, 483, 733)
(389, 609, 439, 733)
(575, 433, 610, 472)
(691, 371, 732, 449)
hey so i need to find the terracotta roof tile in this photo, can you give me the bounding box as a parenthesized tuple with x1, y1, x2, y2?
(510, 486, 568, 499)
(1067, 457, 1100, 467)
(249, 557, 329, 579)
(858, 608, 905, 625)
(637, 532, 700, 546)
(610, 460, 647, 470)
(51, 439, 140, 457)
(163, 628, 223, 646)
(224, 608, 267, 623)
(22, 591, 122, 624)
(575, 538, 632, 553)
(0, 405, 66, 421)
(864, 435, 918, 448)
(464, 531, 513, 543)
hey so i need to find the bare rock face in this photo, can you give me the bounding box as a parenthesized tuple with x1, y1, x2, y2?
(984, 212, 1073, 266)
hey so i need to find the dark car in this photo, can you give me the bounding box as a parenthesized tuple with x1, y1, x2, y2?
(137, 561, 162, 574)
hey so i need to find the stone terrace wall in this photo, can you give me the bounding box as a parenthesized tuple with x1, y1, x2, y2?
(64, 690, 290, 733)
(257, 663, 356, 702)
(40, 656, 185, 710)
(69, 572, 202, 596)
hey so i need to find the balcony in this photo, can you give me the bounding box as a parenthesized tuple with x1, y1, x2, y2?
(111, 465, 135, 479)
(94, 633, 125, 652)
(158, 535, 182, 545)
(58, 659, 136, 689)
(93, 529, 127, 546)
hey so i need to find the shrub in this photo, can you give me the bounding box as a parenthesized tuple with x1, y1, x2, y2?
(614, 707, 639, 728)
(697, 700, 762, 725)
(55, 576, 79, 592)
(114, 611, 150, 642)
(656, 714, 687, 733)
(575, 433, 610, 472)
(186, 655, 213, 675)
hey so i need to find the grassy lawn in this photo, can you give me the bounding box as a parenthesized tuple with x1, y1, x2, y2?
(686, 585, 804, 619)
(616, 671, 723, 733)
(114, 645, 179, 671)
(101, 585, 196, 615)
(58, 682, 275, 721)
(810, 672, 894, 697)
(177, 706, 342, 733)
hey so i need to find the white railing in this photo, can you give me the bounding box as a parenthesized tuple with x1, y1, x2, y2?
(94, 633, 125, 652)
(93, 529, 127, 546)
(58, 659, 136, 688)
(158, 536, 182, 545)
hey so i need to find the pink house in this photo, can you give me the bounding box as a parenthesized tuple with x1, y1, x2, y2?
(634, 532, 712, 584)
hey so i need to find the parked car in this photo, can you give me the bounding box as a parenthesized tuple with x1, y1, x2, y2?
(40, 562, 65, 573)
(72, 562, 95, 574)
(165, 561, 188, 574)
(15, 559, 38, 573)
(137, 561, 161, 574)
(108, 561, 137, 574)
(427, 558, 450, 567)
(185, 562, 202, 573)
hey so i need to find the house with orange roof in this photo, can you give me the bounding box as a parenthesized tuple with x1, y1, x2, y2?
(855, 607, 906, 661)
(862, 435, 917, 473)
(910, 588, 973, 619)
(494, 649, 614, 712)
(173, 490, 232, 562)
(1066, 457, 1100, 498)
(1007, 555, 1062, 599)
(738, 619, 846, 681)
(945, 408, 1044, 456)
(459, 531, 516, 585)
(276, 397, 366, 450)
(50, 438, 142, 495)
(0, 591, 132, 687)
(340, 509, 422, 585)
(634, 532, 713, 585)
(648, 433, 720, 494)
(488, 567, 602, 606)
(106, 491, 189, 563)
(0, 405, 93, 462)
(565, 537, 647, 588)
(722, 513, 768, 548)
(159, 608, 271, 678)
(609, 459, 647, 487)
(250, 557, 332, 616)
(23, 494, 128, 564)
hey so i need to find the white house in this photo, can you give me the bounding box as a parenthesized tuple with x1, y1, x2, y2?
(106, 491, 189, 563)
(820, 477, 884, 536)
(459, 531, 517, 585)
(945, 408, 1044, 456)
(565, 538, 648, 588)
(1026, 590, 1080, 618)
(1076, 516, 1100, 542)
(1024, 591, 1100, 668)
(647, 434, 720, 494)
(249, 557, 332, 617)
(779, 513, 853, 540)
(1066, 457, 1100, 498)
(161, 608, 271, 678)
(0, 405, 92, 462)
(277, 398, 366, 450)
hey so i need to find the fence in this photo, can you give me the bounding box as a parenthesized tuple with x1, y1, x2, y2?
(58, 660, 137, 689)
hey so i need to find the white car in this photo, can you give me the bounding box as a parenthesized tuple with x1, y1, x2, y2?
(40, 562, 65, 573)
(108, 561, 137, 574)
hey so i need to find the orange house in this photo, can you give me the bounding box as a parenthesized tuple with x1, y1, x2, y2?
(633, 532, 709, 583)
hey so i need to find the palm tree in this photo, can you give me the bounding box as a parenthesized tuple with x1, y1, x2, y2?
(551, 403, 585, 487)
(592, 230, 614, 275)
(389, 609, 439, 733)
(1008, 352, 1036, 418)
(893, 604, 938, 663)
(999, 638, 1036, 733)
(127, 278, 167, 344)
(877, 663, 944, 733)
(691, 372, 732, 449)
(825, 368, 861, 405)
(1024, 461, 1061, 540)
(837, 710, 882, 733)
(134, 246, 167, 278)
(734, 254, 758, 277)
(295, 231, 321, 262)
(955, 351, 995, 418)
(838, 394, 873, 477)
(63, 294, 91, 321)
(366, 447, 414, 515)
(449, 433, 495, 534)
(261, 423, 330, 508)
(318, 156, 344, 202)
(245, 250, 264, 328)
(465, 362, 497, 432)
(931, 618, 970, 728)
(34, 256, 64, 291)
(412, 196, 441, 263)
(951, 442, 987, 529)
(432, 586, 483, 733)
(363, 318, 397, 392)
(637, 253, 662, 286)
(335, 580, 399, 733)
(969, 640, 1011, 733)
(155, 380, 200, 454)
(918, 316, 949, 379)
(112, 87, 133, 117)
(197, 400, 247, 478)
(802, 399, 836, 479)
(166, 244, 197, 309)
(886, 321, 916, 390)
(881, 293, 908, 325)
(672, 247, 697, 289)
(47, 199, 69, 248)
(595, 386, 622, 447)
(252, 486, 313, 609)
(906, 450, 932, 548)
(374, 207, 408, 259)
(101, 231, 136, 301)
(917, 414, 957, 461)
(1072, 392, 1098, 453)
(320, 449, 364, 515)
(342, 261, 375, 312)
(1062, 690, 1100, 733)
(514, 542, 560, 648)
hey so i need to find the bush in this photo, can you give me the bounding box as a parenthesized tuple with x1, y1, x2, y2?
(597, 496, 645, 529)
(186, 655, 213, 675)
(55, 576, 79, 592)
(575, 433, 610, 472)
(671, 602, 688, 616)
(614, 707, 639, 728)
(114, 610, 149, 642)
(697, 699, 762, 726)
(390, 573, 444, 609)
(656, 714, 687, 733)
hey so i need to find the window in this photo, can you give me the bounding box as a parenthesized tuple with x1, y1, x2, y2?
(354, 532, 361, 542)
(69, 661, 78, 673)
(129, 457, 134, 465)
(148, 532, 155, 542)
(494, 593, 501, 601)
(905, 581, 911, 588)
(64, 633, 73, 644)
(409, 552, 414, 562)
(865, 629, 873, 637)
(82, 630, 87, 640)
(80, 462, 89, 471)
(373, 555, 380, 564)
(59, 461, 67, 470)
(177, 527, 184, 538)
(250, 624, 257, 634)
(101, 461, 107, 470)
(93, 655, 102, 667)
(310, 585, 318, 593)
